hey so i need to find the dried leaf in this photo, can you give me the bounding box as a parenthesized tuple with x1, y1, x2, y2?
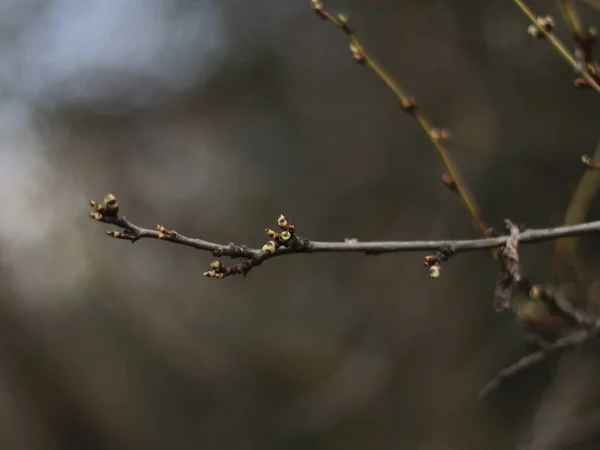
(493, 220, 521, 311)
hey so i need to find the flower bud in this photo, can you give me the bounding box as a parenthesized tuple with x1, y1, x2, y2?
(210, 260, 223, 271)
(104, 193, 119, 214)
(529, 284, 543, 299)
(262, 241, 278, 254)
(277, 215, 288, 228)
(429, 264, 441, 279)
(349, 43, 365, 64)
(90, 200, 104, 212)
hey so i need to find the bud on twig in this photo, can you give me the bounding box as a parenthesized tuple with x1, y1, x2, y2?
(210, 260, 224, 271)
(337, 14, 352, 34)
(349, 42, 365, 65)
(400, 97, 417, 114)
(156, 224, 172, 239)
(310, 0, 325, 18)
(90, 200, 104, 212)
(431, 128, 451, 142)
(442, 173, 458, 193)
(262, 241, 278, 254)
(277, 215, 288, 228)
(429, 263, 441, 279)
(574, 77, 590, 89)
(104, 193, 119, 215)
(423, 247, 453, 279)
(527, 15, 554, 38)
(203, 270, 225, 279)
(582, 154, 600, 169)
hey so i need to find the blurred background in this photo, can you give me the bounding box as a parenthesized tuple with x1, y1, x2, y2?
(1, 0, 600, 448)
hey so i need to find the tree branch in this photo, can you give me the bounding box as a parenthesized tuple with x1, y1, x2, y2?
(479, 326, 600, 399)
(89, 194, 600, 278)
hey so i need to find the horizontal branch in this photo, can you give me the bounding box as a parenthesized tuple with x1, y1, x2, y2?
(89, 194, 600, 277)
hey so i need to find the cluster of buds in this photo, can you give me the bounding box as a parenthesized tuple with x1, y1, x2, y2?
(89, 193, 119, 221)
(203, 260, 228, 279)
(155, 224, 174, 239)
(262, 214, 296, 254)
(423, 248, 453, 279)
(527, 15, 554, 39)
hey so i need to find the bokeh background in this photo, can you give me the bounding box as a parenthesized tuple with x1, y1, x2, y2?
(1, 0, 600, 449)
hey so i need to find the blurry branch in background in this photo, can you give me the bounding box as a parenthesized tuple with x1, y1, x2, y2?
(554, 141, 600, 283)
(514, 0, 600, 92)
(89, 194, 600, 277)
(479, 0, 600, 399)
(581, 152, 600, 170)
(551, 0, 600, 282)
(481, 276, 600, 398)
(557, 0, 600, 78)
(309, 0, 489, 236)
(479, 326, 599, 398)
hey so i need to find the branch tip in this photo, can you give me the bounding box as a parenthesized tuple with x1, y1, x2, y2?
(581, 154, 600, 169)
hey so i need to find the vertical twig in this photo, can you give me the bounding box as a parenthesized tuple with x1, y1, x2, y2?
(557, 0, 600, 77)
(554, 139, 600, 283)
(311, 1, 489, 236)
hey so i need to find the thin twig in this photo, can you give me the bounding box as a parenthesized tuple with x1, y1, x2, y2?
(479, 327, 599, 399)
(480, 279, 600, 398)
(311, 0, 488, 235)
(514, 0, 600, 93)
